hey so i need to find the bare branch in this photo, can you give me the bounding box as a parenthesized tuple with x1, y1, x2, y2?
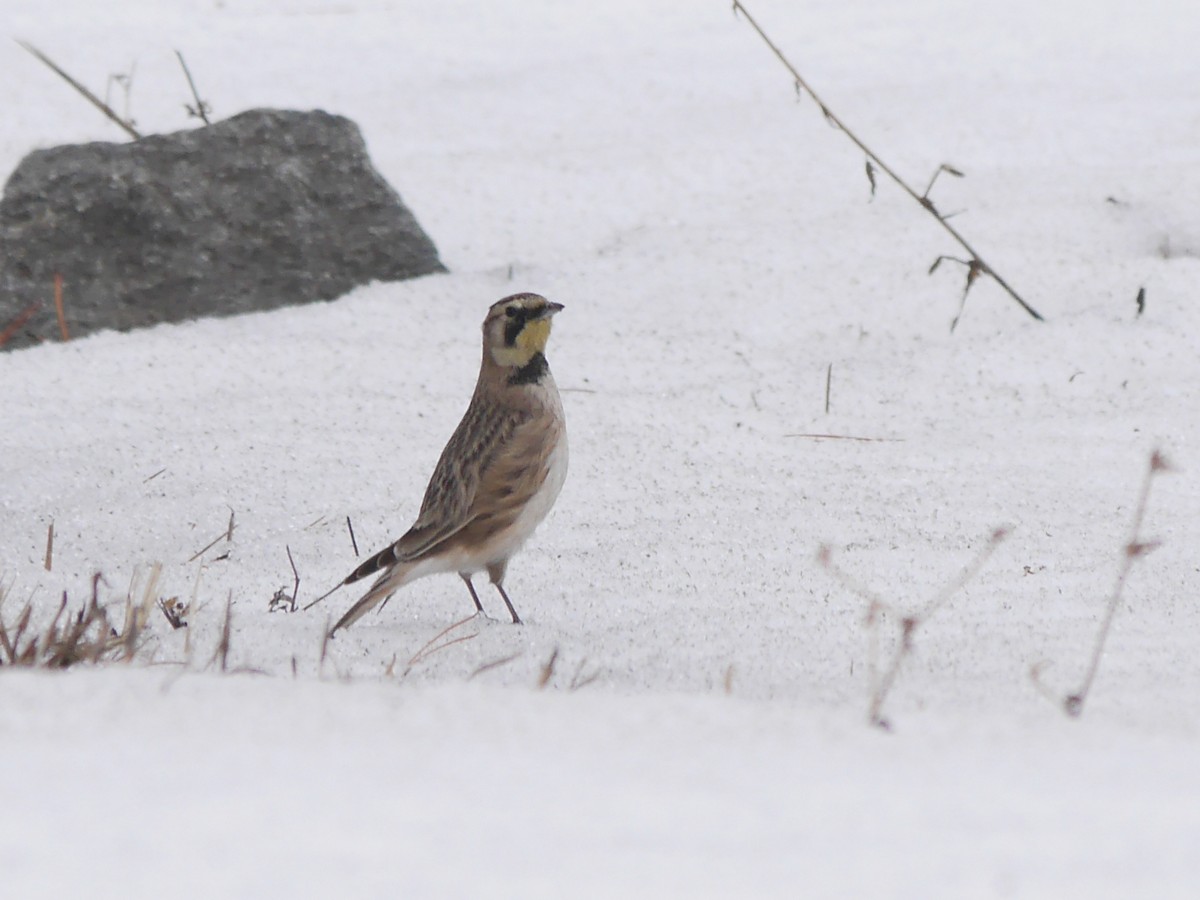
(0, 301, 42, 347)
(821, 528, 1009, 728)
(404, 615, 479, 675)
(785, 432, 903, 443)
(469, 652, 524, 680)
(53, 274, 69, 341)
(729, 3, 1043, 324)
(537, 646, 560, 688)
(922, 162, 965, 200)
(1051, 451, 1173, 717)
(16, 40, 142, 139)
(175, 50, 212, 124)
(286, 545, 300, 612)
(188, 508, 236, 562)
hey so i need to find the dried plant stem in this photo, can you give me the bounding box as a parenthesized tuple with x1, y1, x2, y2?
(0, 301, 41, 347)
(318, 617, 332, 677)
(1057, 451, 1172, 717)
(16, 40, 142, 139)
(821, 527, 1009, 728)
(569, 659, 601, 691)
(0, 572, 151, 668)
(53, 274, 69, 341)
(865, 617, 914, 728)
(786, 433, 903, 443)
(122, 565, 159, 660)
(303, 583, 338, 611)
(174, 50, 211, 124)
(285, 545, 301, 612)
(469, 651, 524, 680)
(188, 508, 236, 562)
(537, 646, 560, 688)
(731, 2, 1043, 325)
(403, 615, 479, 675)
(209, 593, 233, 673)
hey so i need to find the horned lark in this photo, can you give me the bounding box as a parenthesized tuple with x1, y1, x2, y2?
(328, 293, 567, 634)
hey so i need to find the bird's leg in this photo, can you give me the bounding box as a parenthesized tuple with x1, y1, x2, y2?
(492, 582, 522, 625)
(459, 573, 485, 615)
(485, 562, 521, 624)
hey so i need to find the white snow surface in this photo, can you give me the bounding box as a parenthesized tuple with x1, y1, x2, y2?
(3, 0, 1200, 896)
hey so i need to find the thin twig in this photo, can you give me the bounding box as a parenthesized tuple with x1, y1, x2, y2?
(917, 527, 1009, 621)
(286, 545, 300, 613)
(44, 522, 54, 572)
(0, 301, 41, 347)
(188, 508, 236, 562)
(122, 564, 160, 662)
(404, 615, 479, 674)
(731, 2, 1043, 325)
(346, 516, 360, 557)
(469, 651, 524, 680)
(318, 617, 331, 677)
(209, 594, 233, 673)
(922, 163, 965, 200)
(820, 528, 1009, 728)
(569, 659, 601, 691)
(786, 433, 903, 443)
(16, 40, 141, 139)
(1060, 450, 1173, 717)
(188, 533, 223, 562)
(303, 577, 343, 611)
(52, 274, 69, 341)
(866, 617, 915, 728)
(174, 50, 211, 124)
(537, 646, 560, 688)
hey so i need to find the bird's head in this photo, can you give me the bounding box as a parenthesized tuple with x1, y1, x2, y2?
(483, 293, 564, 370)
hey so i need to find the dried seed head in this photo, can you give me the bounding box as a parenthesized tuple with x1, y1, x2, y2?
(1125, 540, 1162, 559)
(1150, 450, 1174, 473)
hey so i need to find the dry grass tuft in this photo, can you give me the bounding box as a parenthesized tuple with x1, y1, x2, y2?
(0, 569, 158, 668)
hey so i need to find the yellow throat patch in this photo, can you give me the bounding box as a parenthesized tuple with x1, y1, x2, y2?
(493, 316, 552, 367)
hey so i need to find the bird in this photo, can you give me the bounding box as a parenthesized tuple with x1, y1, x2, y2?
(326, 293, 568, 635)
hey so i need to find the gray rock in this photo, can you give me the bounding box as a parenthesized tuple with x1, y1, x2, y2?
(0, 108, 445, 351)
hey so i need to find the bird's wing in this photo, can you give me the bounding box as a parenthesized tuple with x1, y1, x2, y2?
(342, 398, 530, 585)
(450, 411, 564, 540)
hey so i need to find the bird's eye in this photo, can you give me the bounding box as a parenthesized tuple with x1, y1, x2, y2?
(505, 307, 520, 319)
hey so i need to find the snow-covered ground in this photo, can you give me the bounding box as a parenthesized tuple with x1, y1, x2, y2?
(3, 0, 1200, 896)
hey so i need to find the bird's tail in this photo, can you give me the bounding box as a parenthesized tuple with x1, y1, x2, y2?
(329, 562, 415, 635)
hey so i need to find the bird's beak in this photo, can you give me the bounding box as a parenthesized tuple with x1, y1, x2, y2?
(544, 302, 565, 317)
